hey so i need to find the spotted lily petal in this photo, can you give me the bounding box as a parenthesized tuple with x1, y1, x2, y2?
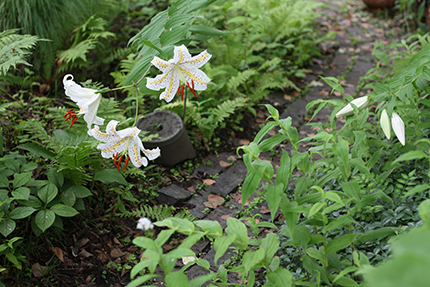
(63, 74, 104, 130)
(335, 96, 369, 118)
(391, 112, 405, 146)
(146, 45, 212, 103)
(88, 120, 160, 168)
(380, 109, 391, 140)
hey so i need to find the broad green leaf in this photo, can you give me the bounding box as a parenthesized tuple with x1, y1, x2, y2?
(225, 218, 247, 250)
(94, 169, 127, 185)
(37, 183, 58, 204)
(9, 207, 36, 219)
(419, 199, 430, 224)
(160, 24, 190, 46)
(0, 219, 15, 237)
(35, 210, 55, 232)
(266, 184, 284, 222)
(266, 268, 293, 287)
(323, 215, 357, 233)
(189, 272, 216, 287)
(308, 202, 324, 218)
(17, 195, 42, 209)
(155, 218, 194, 235)
(61, 190, 76, 206)
(155, 229, 176, 247)
(67, 186, 92, 198)
(127, 274, 161, 286)
(393, 151, 428, 164)
(326, 234, 359, 255)
(50, 204, 79, 217)
(166, 248, 194, 259)
(195, 220, 222, 238)
(133, 236, 158, 250)
(241, 171, 260, 206)
(165, 271, 189, 287)
(341, 180, 361, 201)
(258, 134, 289, 152)
(11, 187, 30, 200)
(332, 266, 359, 284)
(354, 227, 400, 244)
(189, 25, 227, 37)
(276, 151, 291, 188)
(18, 143, 55, 160)
(47, 171, 64, 188)
(214, 235, 235, 265)
(403, 184, 430, 197)
(292, 225, 311, 249)
(260, 232, 279, 265)
(13, 172, 32, 188)
(243, 248, 265, 274)
(5, 253, 21, 269)
(179, 233, 205, 250)
(306, 247, 325, 263)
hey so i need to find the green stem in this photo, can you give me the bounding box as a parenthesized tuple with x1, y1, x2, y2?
(182, 88, 187, 120)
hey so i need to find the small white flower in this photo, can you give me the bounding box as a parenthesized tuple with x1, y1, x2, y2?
(63, 74, 104, 130)
(146, 45, 212, 103)
(380, 109, 391, 140)
(136, 217, 154, 231)
(335, 96, 369, 118)
(88, 120, 160, 169)
(391, 112, 405, 146)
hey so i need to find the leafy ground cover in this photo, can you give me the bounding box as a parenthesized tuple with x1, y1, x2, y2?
(1, 0, 430, 286)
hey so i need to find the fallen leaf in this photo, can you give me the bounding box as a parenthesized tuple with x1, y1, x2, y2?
(110, 248, 125, 258)
(219, 160, 230, 168)
(78, 249, 93, 258)
(260, 206, 270, 214)
(230, 193, 242, 203)
(203, 179, 216, 186)
(221, 214, 231, 220)
(284, 94, 293, 100)
(319, 90, 329, 97)
(49, 247, 64, 262)
(238, 139, 250, 146)
(32, 263, 46, 277)
(267, 129, 276, 136)
(333, 91, 342, 97)
(203, 195, 225, 209)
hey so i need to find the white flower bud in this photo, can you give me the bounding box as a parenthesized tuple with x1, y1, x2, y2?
(391, 112, 405, 146)
(380, 109, 391, 140)
(335, 96, 369, 118)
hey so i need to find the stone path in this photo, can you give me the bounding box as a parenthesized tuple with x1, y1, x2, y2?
(154, 0, 405, 282)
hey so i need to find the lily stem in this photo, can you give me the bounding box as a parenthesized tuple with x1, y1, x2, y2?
(182, 88, 187, 121)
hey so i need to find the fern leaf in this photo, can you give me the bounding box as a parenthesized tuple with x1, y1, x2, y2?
(227, 69, 257, 90)
(0, 29, 39, 76)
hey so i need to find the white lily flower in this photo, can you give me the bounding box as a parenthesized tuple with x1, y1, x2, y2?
(146, 45, 212, 103)
(391, 112, 405, 146)
(335, 96, 369, 118)
(380, 109, 391, 140)
(136, 217, 154, 231)
(88, 120, 160, 169)
(63, 74, 104, 130)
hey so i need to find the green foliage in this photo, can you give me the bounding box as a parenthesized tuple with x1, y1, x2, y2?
(57, 15, 115, 73)
(0, 29, 40, 76)
(0, 0, 116, 76)
(119, 204, 196, 222)
(162, 97, 248, 142)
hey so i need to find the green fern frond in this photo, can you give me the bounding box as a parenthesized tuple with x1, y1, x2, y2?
(227, 69, 257, 90)
(119, 204, 196, 222)
(57, 39, 97, 65)
(212, 97, 248, 126)
(0, 29, 40, 76)
(119, 204, 174, 222)
(258, 57, 282, 72)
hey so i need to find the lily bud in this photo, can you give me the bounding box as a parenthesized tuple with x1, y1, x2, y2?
(380, 109, 391, 140)
(391, 112, 405, 146)
(335, 96, 369, 118)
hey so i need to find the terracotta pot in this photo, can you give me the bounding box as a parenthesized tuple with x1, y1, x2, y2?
(362, 0, 395, 9)
(136, 110, 196, 166)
